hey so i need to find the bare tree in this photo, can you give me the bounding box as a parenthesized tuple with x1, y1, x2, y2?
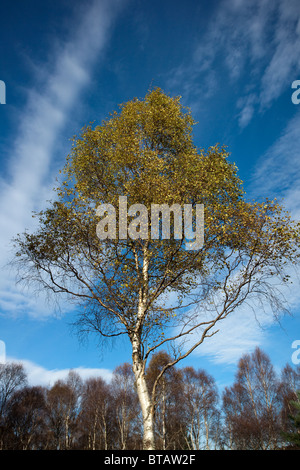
(3, 386, 46, 450)
(111, 363, 142, 449)
(182, 367, 219, 450)
(278, 363, 300, 442)
(0, 362, 27, 419)
(79, 376, 113, 450)
(45, 371, 82, 449)
(222, 347, 283, 449)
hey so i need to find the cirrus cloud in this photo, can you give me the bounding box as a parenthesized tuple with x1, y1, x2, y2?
(0, 0, 127, 318)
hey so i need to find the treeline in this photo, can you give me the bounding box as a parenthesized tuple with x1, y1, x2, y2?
(0, 347, 299, 450)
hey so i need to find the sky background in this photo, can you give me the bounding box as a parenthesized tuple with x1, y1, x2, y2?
(0, 0, 300, 391)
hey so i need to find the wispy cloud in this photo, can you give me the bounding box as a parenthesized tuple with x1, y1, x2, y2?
(192, 306, 273, 365)
(192, 109, 300, 366)
(236, 93, 258, 129)
(250, 109, 300, 217)
(187, 268, 300, 366)
(167, 0, 300, 127)
(165, 1, 300, 367)
(259, 0, 300, 109)
(0, 0, 126, 317)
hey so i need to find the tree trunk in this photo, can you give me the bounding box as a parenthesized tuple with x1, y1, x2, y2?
(132, 338, 155, 450)
(161, 379, 166, 450)
(204, 412, 210, 450)
(130, 243, 155, 450)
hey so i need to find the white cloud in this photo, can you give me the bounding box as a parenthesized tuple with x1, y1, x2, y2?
(7, 356, 113, 387)
(0, 0, 126, 318)
(192, 306, 273, 365)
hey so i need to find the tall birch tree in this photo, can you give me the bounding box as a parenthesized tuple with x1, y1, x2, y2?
(12, 88, 300, 449)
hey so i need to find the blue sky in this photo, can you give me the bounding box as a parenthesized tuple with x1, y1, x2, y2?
(0, 0, 300, 390)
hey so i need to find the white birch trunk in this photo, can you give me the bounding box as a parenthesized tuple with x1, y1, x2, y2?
(131, 243, 155, 450)
(132, 335, 155, 450)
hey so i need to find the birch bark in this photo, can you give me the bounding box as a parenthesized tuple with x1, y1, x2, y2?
(131, 243, 155, 450)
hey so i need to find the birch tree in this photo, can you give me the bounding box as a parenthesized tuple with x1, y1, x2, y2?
(12, 88, 300, 449)
(146, 351, 185, 449)
(79, 377, 112, 450)
(111, 363, 141, 449)
(182, 367, 219, 450)
(222, 348, 282, 449)
(0, 363, 27, 420)
(45, 371, 82, 450)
